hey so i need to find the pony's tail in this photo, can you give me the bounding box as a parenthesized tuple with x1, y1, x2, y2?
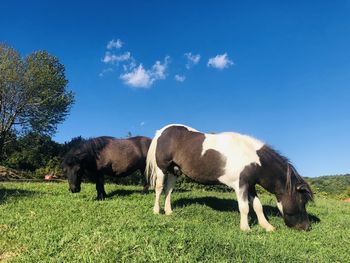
(146, 129, 163, 188)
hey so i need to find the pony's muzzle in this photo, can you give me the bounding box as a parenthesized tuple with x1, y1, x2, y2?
(69, 185, 81, 193)
(294, 223, 311, 231)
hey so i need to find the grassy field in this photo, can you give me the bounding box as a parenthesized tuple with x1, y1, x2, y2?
(0, 182, 349, 262)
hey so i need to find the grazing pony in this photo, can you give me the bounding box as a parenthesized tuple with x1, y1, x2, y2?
(63, 136, 151, 200)
(146, 124, 313, 231)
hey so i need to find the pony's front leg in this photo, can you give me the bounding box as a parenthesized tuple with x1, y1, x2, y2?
(249, 187, 275, 232)
(236, 190, 251, 231)
(164, 174, 177, 215)
(253, 197, 275, 232)
(96, 174, 106, 200)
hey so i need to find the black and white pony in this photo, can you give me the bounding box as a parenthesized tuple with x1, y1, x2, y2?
(63, 136, 151, 200)
(146, 124, 313, 231)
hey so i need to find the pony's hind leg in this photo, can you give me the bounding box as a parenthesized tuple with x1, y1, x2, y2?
(164, 173, 177, 215)
(153, 167, 165, 214)
(249, 186, 275, 232)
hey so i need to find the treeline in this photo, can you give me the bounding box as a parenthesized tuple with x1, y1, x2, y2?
(306, 175, 350, 200)
(0, 132, 83, 178)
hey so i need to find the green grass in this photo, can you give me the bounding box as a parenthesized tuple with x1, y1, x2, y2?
(0, 182, 349, 262)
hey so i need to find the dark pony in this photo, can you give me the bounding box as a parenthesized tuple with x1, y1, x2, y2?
(63, 136, 151, 200)
(146, 124, 313, 231)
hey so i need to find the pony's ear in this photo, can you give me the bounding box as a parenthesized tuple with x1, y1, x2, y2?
(296, 183, 313, 201)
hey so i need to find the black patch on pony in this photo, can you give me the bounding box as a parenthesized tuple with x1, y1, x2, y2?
(256, 145, 313, 202)
(156, 125, 226, 184)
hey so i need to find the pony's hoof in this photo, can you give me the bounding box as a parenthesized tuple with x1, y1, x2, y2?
(265, 225, 276, 232)
(165, 210, 172, 216)
(153, 208, 160, 214)
(240, 226, 251, 232)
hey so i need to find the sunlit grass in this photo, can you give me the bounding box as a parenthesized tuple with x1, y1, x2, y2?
(0, 182, 349, 262)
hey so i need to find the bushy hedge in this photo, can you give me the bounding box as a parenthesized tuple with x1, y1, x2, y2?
(1, 133, 83, 179)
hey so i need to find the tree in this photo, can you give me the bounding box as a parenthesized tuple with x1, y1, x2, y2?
(0, 44, 74, 160)
(4, 132, 62, 171)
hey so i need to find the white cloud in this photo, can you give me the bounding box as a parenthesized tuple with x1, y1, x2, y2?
(120, 56, 170, 88)
(207, 53, 233, 69)
(107, 39, 123, 49)
(174, 74, 186, 82)
(120, 64, 152, 88)
(140, 121, 145, 127)
(98, 68, 114, 77)
(184, 52, 201, 69)
(102, 51, 131, 64)
(101, 38, 171, 88)
(152, 56, 170, 79)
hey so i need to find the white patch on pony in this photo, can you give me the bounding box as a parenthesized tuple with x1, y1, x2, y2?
(277, 201, 284, 215)
(158, 123, 199, 133)
(201, 132, 264, 190)
(236, 187, 251, 231)
(253, 197, 276, 231)
(153, 166, 165, 214)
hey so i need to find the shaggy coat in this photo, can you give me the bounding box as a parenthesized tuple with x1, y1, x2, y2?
(63, 136, 151, 200)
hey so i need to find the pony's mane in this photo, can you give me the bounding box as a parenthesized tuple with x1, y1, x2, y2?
(63, 136, 114, 165)
(260, 145, 313, 202)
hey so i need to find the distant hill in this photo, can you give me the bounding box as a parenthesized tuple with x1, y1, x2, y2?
(306, 174, 350, 199)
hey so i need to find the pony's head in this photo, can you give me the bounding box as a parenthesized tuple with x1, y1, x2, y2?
(278, 165, 313, 231)
(257, 145, 313, 231)
(62, 136, 112, 194)
(62, 154, 82, 193)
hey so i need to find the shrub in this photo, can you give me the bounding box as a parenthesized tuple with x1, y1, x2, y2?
(35, 157, 64, 179)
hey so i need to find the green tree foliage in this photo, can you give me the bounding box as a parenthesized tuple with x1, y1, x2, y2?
(35, 157, 63, 178)
(2, 135, 88, 178)
(0, 44, 74, 160)
(306, 174, 350, 199)
(4, 133, 62, 172)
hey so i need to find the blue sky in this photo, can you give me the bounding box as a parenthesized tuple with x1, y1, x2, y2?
(1, 1, 349, 177)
